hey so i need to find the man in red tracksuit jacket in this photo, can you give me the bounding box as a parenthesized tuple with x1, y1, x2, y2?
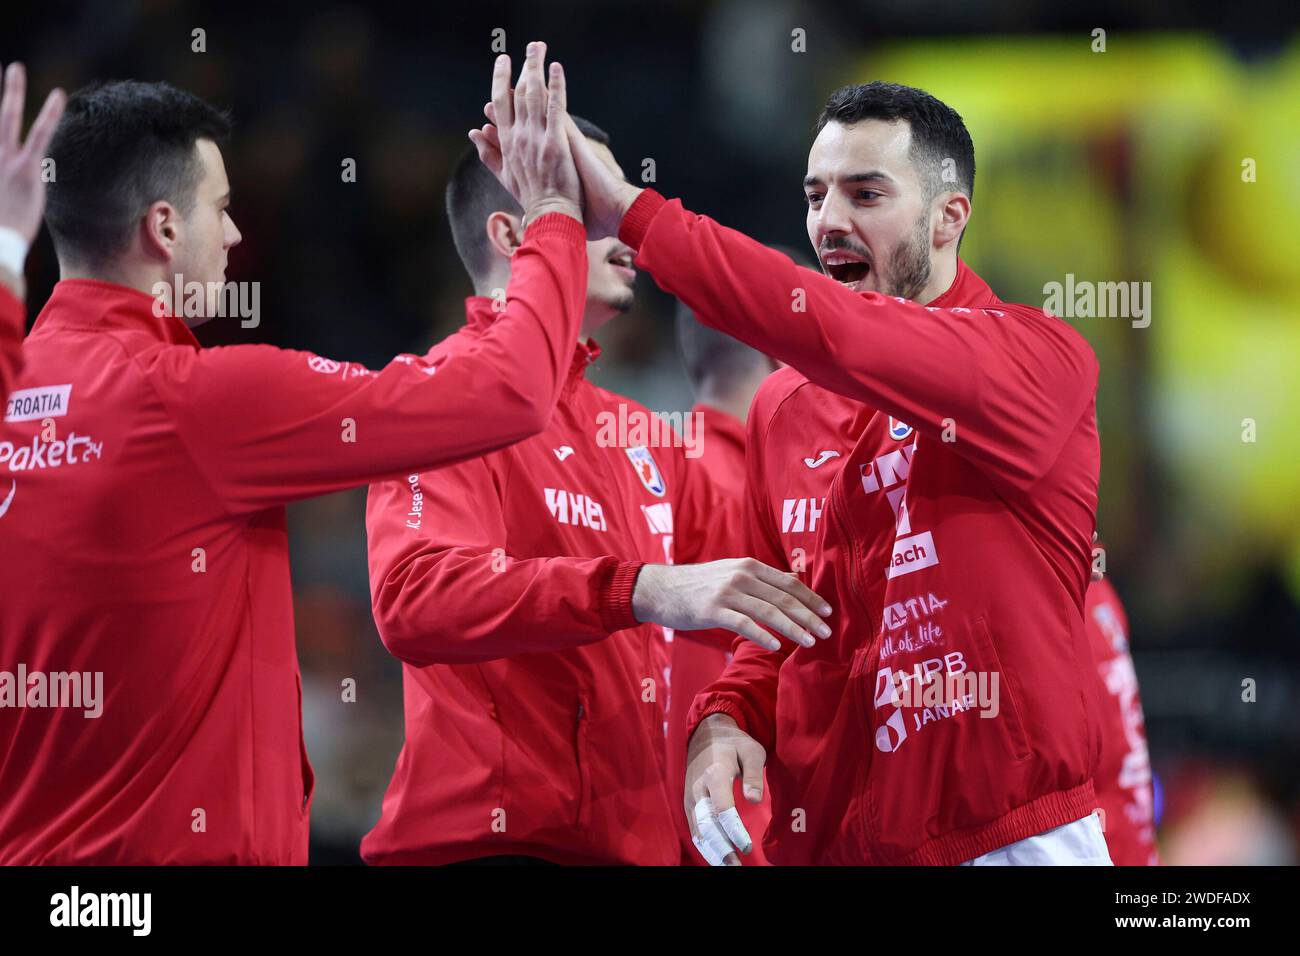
(1085, 571, 1159, 865)
(0, 52, 591, 864)
(0, 63, 64, 405)
(667, 304, 778, 865)
(364, 105, 829, 865)
(493, 80, 1109, 864)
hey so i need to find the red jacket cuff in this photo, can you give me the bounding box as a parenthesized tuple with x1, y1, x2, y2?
(617, 189, 667, 251)
(524, 210, 587, 244)
(686, 696, 758, 747)
(598, 560, 645, 632)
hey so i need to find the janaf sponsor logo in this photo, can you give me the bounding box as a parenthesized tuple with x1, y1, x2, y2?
(50, 886, 150, 936)
(872, 651, 1001, 753)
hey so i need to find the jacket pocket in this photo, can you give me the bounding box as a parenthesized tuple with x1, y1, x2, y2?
(970, 616, 1032, 762)
(572, 695, 592, 828)
(295, 671, 315, 815)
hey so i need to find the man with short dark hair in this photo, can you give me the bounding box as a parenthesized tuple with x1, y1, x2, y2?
(363, 58, 830, 866)
(0, 46, 590, 864)
(478, 76, 1108, 864)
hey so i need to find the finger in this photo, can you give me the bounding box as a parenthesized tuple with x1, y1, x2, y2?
(20, 87, 65, 164)
(545, 61, 566, 134)
(0, 62, 26, 149)
(714, 609, 780, 652)
(467, 129, 503, 177)
(513, 43, 534, 125)
(751, 561, 833, 619)
(716, 804, 753, 855)
(521, 41, 547, 124)
(691, 832, 727, 867)
(738, 748, 765, 804)
(480, 122, 500, 151)
(742, 576, 832, 641)
(490, 54, 513, 130)
(693, 797, 740, 867)
(731, 593, 816, 648)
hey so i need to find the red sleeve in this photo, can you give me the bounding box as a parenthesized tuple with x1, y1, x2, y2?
(621, 191, 1098, 491)
(0, 285, 24, 405)
(685, 398, 793, 752)
(366, 454, 644, 667)
(146, 212, 587, 514)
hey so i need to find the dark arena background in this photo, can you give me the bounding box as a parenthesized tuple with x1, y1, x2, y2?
(1, 0, 1298, 936)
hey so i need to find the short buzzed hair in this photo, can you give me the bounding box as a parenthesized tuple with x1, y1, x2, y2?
(45, 80, 231, 269)
(446, 115, 609, 283)
(814, 81, 974, 202)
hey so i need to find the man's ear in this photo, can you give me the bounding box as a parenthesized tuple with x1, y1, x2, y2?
(142, 200, 180, 263)
(934, 192, 971, 250)
(485, 210, 524, 260)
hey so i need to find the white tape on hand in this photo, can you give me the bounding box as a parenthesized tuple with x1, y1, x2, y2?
(693, 796, 737, 866)
(0, 227, 29, 278)
(716, 805, 753, 855)
(692, 833, 726, 867)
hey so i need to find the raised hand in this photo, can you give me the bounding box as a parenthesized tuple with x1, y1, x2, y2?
(0, 63, 66, 295)
(563, 115, 641, 241)
(631, 558, 833, 652)
(468, 42, 581, 228)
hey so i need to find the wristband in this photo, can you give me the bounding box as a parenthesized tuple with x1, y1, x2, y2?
(0, 227, 29, 277)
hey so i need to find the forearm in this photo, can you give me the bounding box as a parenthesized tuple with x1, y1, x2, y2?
(372, 549, 644, 666)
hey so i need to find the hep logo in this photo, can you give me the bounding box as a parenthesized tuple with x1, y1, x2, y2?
(873, 667, 908, 753)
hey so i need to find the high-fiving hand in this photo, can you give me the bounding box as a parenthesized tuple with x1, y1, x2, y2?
(0, 63, 66, 298)
(468, 42, 642, 240)
(468, 42, 582, 229)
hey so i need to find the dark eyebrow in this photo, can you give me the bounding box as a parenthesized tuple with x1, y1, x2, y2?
(803, 171, 894, 188)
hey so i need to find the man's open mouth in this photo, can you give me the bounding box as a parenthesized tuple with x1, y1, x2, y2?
(822, 253, 870, 287)
(607, 250, 636, 283)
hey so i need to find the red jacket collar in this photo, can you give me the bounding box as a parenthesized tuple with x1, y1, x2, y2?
(31, 279, 200, 347)
(926, 258, 999, 310)
(465, 295, 599, 389)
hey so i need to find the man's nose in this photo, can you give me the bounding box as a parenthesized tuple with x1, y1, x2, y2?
(814, 190, 852, 240)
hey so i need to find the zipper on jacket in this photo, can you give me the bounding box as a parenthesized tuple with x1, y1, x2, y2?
(573, 698, 589, 827)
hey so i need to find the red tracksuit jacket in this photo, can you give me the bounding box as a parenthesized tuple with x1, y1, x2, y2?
(1, 286, 23, 404)
(617, 191, 1102, 865)
(0, 213, 587, 864)
(363, 321, 738, 865)
(1085, 576, 1159, 865)
(666, 402, 772, 865)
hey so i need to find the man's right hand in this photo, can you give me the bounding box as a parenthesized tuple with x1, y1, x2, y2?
(0, 63, 66, 298)
(631, 558, 832, 652)
(685, 713, 767, 866)
(468, 42, 582, 228)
